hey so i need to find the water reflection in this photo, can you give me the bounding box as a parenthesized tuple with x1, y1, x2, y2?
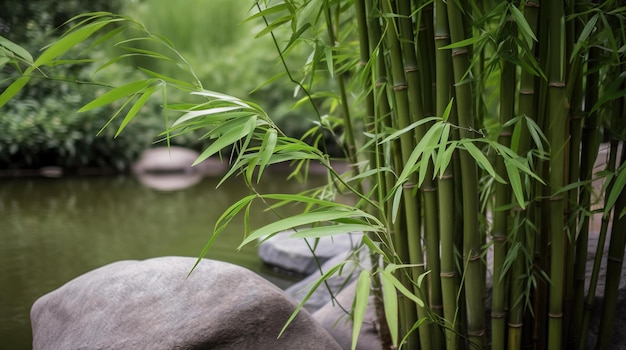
(0, 171, 323, 349)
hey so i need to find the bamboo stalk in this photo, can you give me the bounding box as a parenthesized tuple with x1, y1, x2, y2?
(380, 1, 430, 348)
(354, 1, 393, 348)
(508, 2, 540, 349)
(545, 1, 568, 348)
(396, 2, 443, 348)
(575, 44, 603, 349)
(434, 0, 461, 348)
(447, 1, 486, 348)
(491, 14, 516, 349)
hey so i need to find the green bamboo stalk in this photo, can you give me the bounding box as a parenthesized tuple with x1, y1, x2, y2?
(354, 2, 393, 348)
(596, 69, 626, 349)
(545, 1, 568, 348)
(434, 0, 461, 348)
(322, 0, 358, 167)
(395, 2, 443, 348)
(532, 3, 552, 348)
(508, 2, 540, 349)
(447, 1, 486, 348)
(568, 12, 599, 349)
(577, 141, 615, 350)
(574, 44, 602, 350)
(380, 1, 430, 348)
(365, 2, 421, 344)
(596, 158, 626, 349)
(491, 14, 516, 350)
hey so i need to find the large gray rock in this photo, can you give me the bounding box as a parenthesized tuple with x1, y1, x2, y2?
(259, 231, 363, 275)
(30, 257, 342, 350)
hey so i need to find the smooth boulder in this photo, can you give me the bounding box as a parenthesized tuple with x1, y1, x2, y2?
(259, 231, 363, 275)
(30, 256, 342, 350)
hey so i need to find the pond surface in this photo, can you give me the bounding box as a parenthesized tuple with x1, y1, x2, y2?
(0, 170, 325, 349)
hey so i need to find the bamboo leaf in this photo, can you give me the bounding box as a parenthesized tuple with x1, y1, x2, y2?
(380, 270, 399, 347)
(290, 224, 375, 239)
(239, 209, 364, 248)
(383, 266, 425, 307)
(278, 263, 343, 338)
(0, 76, 30, 108)
(505, 159, 526, 209)
(256, 128, 278, 183)
(604, 163, 626, 218)
(33, 20, 109, 68)
(171, 107, 245, 127)
(0, 35, 33, 64)
(462, 141, 506, 183)
(193, 116, 257, 166)
(351, 271, 371, 350)
(79, 79, 156, 112)
(115, 83, 160, 137)
(509, 5, 537, 48)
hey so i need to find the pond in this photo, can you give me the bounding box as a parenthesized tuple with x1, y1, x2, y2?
(0, 169, 326, 349)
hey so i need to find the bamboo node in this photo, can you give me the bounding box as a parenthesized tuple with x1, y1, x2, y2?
(434, 35, 450, 41)
(467, 329, 486, 337)
(519, 89, 534, 95)
(508, 322, 523, 328)
(491, 311, 507, 319)
(440, 271, 456, 278)
(439, 173, 453, 180)
(548, 81, 566, 88)
(393, 83, 408, 91)
(422, 186, 436, 192)
(451, 48, 469, 57)
(402, 182, 416, 189)
(405, 66, 418, 73)
(525, 1, 540, 8)
(548, 312, 563, 318)
(499, 130, 513, 137)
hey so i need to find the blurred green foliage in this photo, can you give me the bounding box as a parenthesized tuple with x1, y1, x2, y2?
(0, 0, 340, 171)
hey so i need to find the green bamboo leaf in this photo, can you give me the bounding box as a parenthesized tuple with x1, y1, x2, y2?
(604, 163, 626, 218)
(361, 235, 386, 256)
(239, 209, 363, 248)
(0, 35, 33, 64)
(570, 14, 598, 61)
(193, 116, 257, 166)
(439, 32, 487, 50)
(380, 270, 399, 347)
(509, 5, 537, 48)
(383, 265, 425, 307)
(462, 141, 506, 183)
(33, 20, 109, 69)
(139, 67, 197, 90)
(79, 79, 156, 112)
(278, 263, 344, 338)
(380, 117, 440, 144)
(245, 3, 290, 22)
(505, 159, 526, 209)
(0, 76, 30, 108)
(290, 224, 376, 239)
(391, 185, 403, 224)
(351, 270, 371, 350)
(256, 128, 278, 183)
(114, 83, 160, 137)
(171, 107, 245, 127)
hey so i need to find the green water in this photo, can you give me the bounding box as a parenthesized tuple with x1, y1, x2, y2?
(0, 171, 322, 349)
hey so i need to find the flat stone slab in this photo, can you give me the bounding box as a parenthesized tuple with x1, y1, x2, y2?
(258, 231, 363, 275)
(30, 256, 341, 350)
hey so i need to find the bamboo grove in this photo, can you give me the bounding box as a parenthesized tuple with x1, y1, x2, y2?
(244, 1, 626, 349)
(0, 1, 625, 350)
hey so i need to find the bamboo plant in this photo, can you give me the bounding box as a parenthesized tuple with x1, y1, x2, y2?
(1, 1, 626, 349)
